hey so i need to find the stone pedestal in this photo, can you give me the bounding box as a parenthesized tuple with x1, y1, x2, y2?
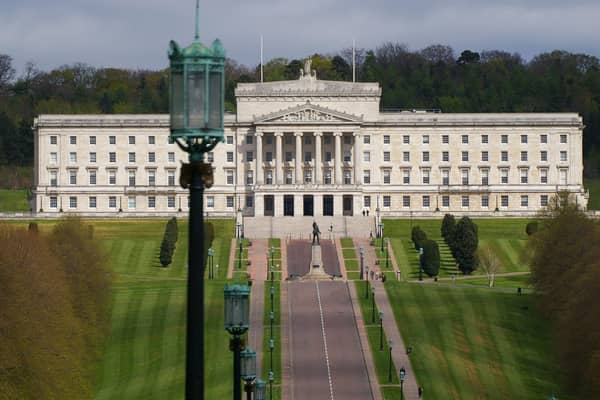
(307, 243, 329, 279)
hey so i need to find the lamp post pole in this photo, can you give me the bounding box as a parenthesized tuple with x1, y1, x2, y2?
(168, 2, 226, 398)
(238, 237, 243, 270)
(419, 247, 424, 281)
(385, 239, 389, 269)
(269, 371, 274, 400)
(208, 247, 214, 279)
(399, 367, 406, 400)
(371, 287, 376, 324)
(365, 265, 370, 299)
(388, 339, 393, 383)
(269, 338, 274, 377)
(379, 311, 384, 351)
(380, 222, 385, 254)
(359, 246, 364, 280)
(270, 246, 275, 270)
(270, 311, 274, 339)
(224, 284, 250, 400)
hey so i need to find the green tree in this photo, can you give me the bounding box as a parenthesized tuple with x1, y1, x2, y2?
(453, 216, 478, 274)
(411, 226, 428, 250)
(421, 239, 440, 277)
(441, 213, 456, 251)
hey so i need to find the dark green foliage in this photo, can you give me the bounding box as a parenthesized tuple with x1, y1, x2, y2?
(525, 221, 538, 236)
(411, 226, 428, 250)
(441, 214, 457, 253)
(528, 192, 600, 397)
(159, 217, 178, 267)
(453, 217, 479, 274)
(421, 239, 440, 277)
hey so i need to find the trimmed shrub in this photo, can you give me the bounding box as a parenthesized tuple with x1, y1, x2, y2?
(421, 239, 440, 277)
(411, 226, 428, 250)
(526, 221, 538, 236)
(454, 216, 479, 274)
(441, 213, 457, 255)
(159, 238, 173, 267)
(159, 217, 179, 267)
(28, 222, 38, 233)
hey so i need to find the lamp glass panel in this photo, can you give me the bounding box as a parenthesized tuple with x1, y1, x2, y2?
(187, 70, 206, 129)
(170, 71, 184, 129)
(209, 70, 222, 130)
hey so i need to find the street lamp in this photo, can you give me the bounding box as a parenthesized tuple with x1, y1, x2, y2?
(380, 222, 385, 254)
(388, 339, 393, 383)
(385, 238, 390, 269)
(240, 348, 257, 400)
(168, 1, 225, 398)
(359, 246, 364, 280)
(270, 285, 275, 314)
(270, 246, 275, 269)
(399, 367, 406, 400)
(238, 237, 243, 270)
(379, 311, 384, 351)
(418, 247, 424, 281)
(224, 284, 250, 400)
(269, 338, 274, 378)
(365, 265, 370, 299)
(371, 286, 376, 324)
(269, 311, 274, 339)
(268, 371, 274, 400)
(237, 221, 242, 239)
(254, 380, 267, 400)
(207, 247, 214, 279)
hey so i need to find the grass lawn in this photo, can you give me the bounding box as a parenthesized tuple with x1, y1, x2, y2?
(458, 274, 532, 289)
(584, 177, 600, 209)
(385, 282, 569, 400)
(0, 189, 29, 211)
(385, 219, 532, 279)
(262, 281, 282, 399)
(89, 218, 236, 399)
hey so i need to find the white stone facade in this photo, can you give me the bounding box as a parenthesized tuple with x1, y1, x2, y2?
(33, 75, 588, 217)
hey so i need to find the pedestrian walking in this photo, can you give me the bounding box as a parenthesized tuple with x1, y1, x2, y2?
(369, 230, 373, 238)
(418, 386, 423, 398)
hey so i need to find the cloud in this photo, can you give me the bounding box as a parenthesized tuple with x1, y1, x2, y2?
(1, 0, 600, 74)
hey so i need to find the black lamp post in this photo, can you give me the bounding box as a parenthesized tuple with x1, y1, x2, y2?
(418, 247, 424, 281)
(238, 237, 243, 270)
(270, 285, 275, 314)
(269, 338, 274, 379)
(240, 348, 257, 400)
(359, 246, 364, 280)
(224, 284, 250, 400)
(365, 265, 370, 299)
(385, 239, 390, 269)
(207, 247, 214, 279)
(269, 311, 274, 339)
(380, 222, 385, 254)
(371, 287, 376, 324)
(168, 1, 225, 398)
(379, 311, 384, 351)
(270, 246, 275, 269)
(268, 371, 274, 400)
(399, 367, 406, 400)
(388, 339, 393, 383)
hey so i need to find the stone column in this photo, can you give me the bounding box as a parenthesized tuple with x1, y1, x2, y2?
(353, 131, 361, 185)
(334, 132, 342, 185)
(314, 132, 322, 184)
(295, 132, 303, 184)
(255, 130, 263, 184)
(275, 132, 283, 185)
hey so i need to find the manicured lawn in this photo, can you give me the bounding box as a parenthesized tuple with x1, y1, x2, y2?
(458, 274, 532, 289)
(90, 218, 236, 399)
(385, 282, 569, 400)
(584, 177, 600, 210)
(0, 189, 30, 211)
(384, 219, 532, 279)
(262, 281, 281, 399)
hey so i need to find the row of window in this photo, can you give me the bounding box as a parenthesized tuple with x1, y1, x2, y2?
(51, 135, 158, 145)
(48, 195, 237, 210)
(375, 167, 567, 185)
(379, 150, 568, 163)
(51, 133, 570, 147)
(50, 170, 177, 187)
(376, 194, 549, 208)
(50, 151, 177, 164)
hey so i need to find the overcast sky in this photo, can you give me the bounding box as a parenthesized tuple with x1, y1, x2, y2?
(2, 0, 600, 74)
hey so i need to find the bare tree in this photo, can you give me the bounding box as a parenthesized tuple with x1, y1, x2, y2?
(0, 54, 16, 95)
(420, 44, 455, 64)
(476, 244, 501, 287)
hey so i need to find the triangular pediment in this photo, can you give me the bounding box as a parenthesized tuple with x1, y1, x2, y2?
(254, 102, 362, 124)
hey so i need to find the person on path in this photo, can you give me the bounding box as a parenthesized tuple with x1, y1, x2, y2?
(418, 386, 423, 398)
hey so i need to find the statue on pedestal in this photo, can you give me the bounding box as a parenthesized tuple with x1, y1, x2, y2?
(312, 221, 321, 245)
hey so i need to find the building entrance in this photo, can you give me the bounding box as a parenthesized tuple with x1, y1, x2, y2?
(284, 195, 294, 216)
(303, 195, 314, 216)
(323, 195, 334, 216)
(264, 195, 274, 216)
(343, 195, 353, 216)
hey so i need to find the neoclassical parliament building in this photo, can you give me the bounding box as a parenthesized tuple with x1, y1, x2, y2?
(33, 69, 588, 217)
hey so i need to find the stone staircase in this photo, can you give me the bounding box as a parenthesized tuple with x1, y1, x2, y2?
(243, 216, 376, 239)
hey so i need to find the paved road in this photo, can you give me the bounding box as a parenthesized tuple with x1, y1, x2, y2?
(286, 240, 340, 277)
(286, 280, 373, 400)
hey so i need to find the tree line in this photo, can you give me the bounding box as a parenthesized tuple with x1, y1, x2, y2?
(528, 193, 600, 397)
(2, 43, 600, 179)
(0, 217, 111, 399)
